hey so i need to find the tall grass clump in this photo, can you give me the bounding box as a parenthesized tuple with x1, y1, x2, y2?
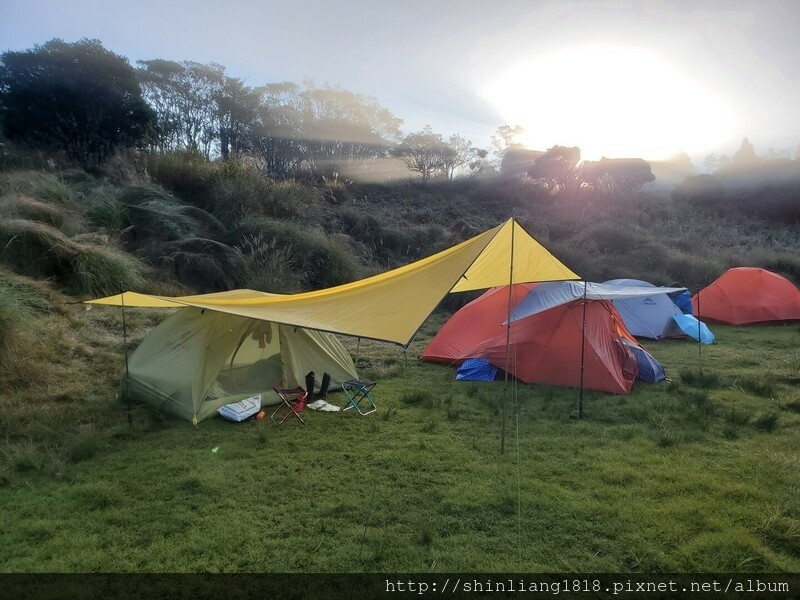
(84, 194, 124, 231)
(239, 232, 307, 293)
(0, 275, 49, 357)
(146, 150, 216, 210)
(0, 219, 145, 297)
(0, 219, 74, 279)
(0, 193, 68, 230)
(3, 171, 76, 206)
(680, 369, 721, 389)
(237, 217, 363, 289)
(69, 245, 145, 297)
(206, 159, 321, 226)
(119, 185, 212, 242)
(734, 374, 778, 398)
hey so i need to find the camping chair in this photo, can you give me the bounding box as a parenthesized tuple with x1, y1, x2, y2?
(271, 386, 307, 425)
(341, 379, 377, 415)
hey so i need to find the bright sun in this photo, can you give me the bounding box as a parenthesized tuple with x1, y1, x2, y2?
(482, 44, 738, 161)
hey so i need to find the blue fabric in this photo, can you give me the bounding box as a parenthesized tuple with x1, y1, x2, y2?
(671, 290, 693, 314)
(673, 314, 715, 344)
(623, 343, 667, 383)
(456, 358, 497, 382)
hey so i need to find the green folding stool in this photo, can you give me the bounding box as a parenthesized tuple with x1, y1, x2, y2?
(341, 379, 377, 415)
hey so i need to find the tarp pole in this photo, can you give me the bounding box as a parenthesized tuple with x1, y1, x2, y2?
(120, 291, 131, 427)
(501, 219, 516, 455)
(578, 280, 588, 419)
(696, 285, 702, 372)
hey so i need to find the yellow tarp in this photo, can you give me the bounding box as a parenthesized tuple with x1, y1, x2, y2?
(86, 218, 579, 345)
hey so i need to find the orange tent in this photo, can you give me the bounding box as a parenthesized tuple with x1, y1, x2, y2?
(421, 284, 642, 395)
(693, 267, 800, 325)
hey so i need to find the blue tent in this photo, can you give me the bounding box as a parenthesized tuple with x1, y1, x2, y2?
(622, 341, 667, 383)
(673, 313, 715, 344)
(456, 358, 498, 382)
(602, 279, 687, 339)
(672, 290, 693, 314)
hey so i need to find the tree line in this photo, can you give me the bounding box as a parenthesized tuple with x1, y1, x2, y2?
(0, 38, 486, 180)
(2, 37, 798, 212)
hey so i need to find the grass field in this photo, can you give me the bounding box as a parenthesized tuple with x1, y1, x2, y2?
(1, 305, 799, 574)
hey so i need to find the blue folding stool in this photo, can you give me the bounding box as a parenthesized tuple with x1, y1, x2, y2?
(341, 379, 377, 415)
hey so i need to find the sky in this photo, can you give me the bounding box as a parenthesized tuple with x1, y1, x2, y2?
(1, 0, 799, 162)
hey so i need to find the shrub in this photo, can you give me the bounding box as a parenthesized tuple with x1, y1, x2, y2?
(321, 173, 352, 205)
(147, 150, 216, 209)
(208, 159, 321, 225)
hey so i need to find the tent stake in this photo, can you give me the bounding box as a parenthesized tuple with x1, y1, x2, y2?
(578, 280, 588, 419)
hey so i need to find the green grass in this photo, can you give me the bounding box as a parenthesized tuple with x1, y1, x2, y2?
(0, 161, 799, 574)
(1, 318, 799, 573)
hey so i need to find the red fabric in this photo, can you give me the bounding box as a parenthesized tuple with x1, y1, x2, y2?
(422, 283, 538, 363)
(692, 267, 800, 325)
(293, 392, 307, 413)
(422, 285, 639, 394)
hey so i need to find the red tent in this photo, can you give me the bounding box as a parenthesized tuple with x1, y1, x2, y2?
(422, 284, 641, 394)
(693, 267, 800, 325)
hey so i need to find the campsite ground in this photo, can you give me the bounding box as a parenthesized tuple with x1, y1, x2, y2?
(1, 310, 798, 573)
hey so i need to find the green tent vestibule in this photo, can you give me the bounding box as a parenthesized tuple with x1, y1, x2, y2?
(118, 306, 358, 424)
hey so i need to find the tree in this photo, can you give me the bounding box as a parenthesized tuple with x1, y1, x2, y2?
(248, 82, 305, 176)
(247, 81, 402, 178)
(490, 124, 525, 165)
(0, 38, 154, 167)
(581, 157, 655, 194)
(527, 145, 582, 191)
(295, 82, 402, 177)
(216, 76, 260, 160)
(441, 134, 478, 182)
(136, 59, 226, 158)
(732, 137, 759, 165)
(396, 126, 448, 181)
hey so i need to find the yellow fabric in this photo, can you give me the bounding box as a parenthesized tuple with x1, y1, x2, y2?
(453, 218, 579, 291)
(86, 218, 579, 345)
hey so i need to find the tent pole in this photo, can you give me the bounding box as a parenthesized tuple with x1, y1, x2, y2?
(501, 218, 516, 455)
(578, 280, 588, 419)
(356, 337, 361, 367)
(120, 291, 131, 427)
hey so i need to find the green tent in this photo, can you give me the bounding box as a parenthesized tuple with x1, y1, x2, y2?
(120, 306, 358, 423)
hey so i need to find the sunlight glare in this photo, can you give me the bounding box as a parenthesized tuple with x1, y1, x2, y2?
(482, 44, 738, 161)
